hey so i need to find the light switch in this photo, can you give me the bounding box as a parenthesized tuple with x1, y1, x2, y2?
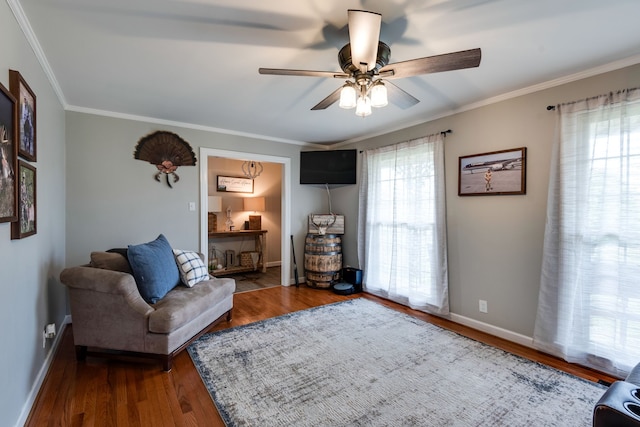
(188, 202, 196, 211)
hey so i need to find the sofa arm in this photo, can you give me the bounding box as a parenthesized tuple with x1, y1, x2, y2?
(60, 266, 153, 317)
(627, 363, 640, 386)
(593, 380, 640, 426)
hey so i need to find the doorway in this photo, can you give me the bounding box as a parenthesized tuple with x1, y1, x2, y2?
(199, 147, 292, 287)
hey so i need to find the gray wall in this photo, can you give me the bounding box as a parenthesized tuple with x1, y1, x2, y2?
(67, 61, 640, 344)
(339, 63, 640, 337)
(65, 112, 324, 269)
(4, 0, 640, 423)
(1, 2, 67, 426)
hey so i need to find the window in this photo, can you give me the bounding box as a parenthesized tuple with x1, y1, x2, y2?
(534, 89, 640, 377)
(358, 134, 449, 315)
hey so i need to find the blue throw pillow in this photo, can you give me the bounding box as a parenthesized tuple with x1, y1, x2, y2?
(128, 234, 180, 304)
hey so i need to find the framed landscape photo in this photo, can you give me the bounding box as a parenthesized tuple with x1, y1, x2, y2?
(12, 160, 36, 239)
(217, 175, 253, 193)
(9, 70, 37, 162)
(458, 147, 527, 196)
(0, 82, 18, 223)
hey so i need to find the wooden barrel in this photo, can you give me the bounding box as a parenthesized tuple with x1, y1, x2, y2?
(304, 234, 342, 289)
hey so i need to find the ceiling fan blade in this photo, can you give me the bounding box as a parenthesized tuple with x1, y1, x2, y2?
(380, 48, 481, 79)
(348, 10, 382, 72)
(311, 86, 343, 110)
(259, 68, 349, 78)
(385, 81, 420, 109)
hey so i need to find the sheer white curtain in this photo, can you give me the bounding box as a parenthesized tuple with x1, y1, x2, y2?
(534, 88, 640, 377)
(357, 134, 448, 315)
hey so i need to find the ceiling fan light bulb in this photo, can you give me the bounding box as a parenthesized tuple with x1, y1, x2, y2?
(339, 84, 357, 109)
(370, 82, 388, 108)
(356, 95, 372, 117)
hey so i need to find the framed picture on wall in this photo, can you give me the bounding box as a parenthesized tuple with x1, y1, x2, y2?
(0, 82, 18, 223)
(12, 160, 36, 239)
(9, 70, 36, 162)
(217, 175, 253, 193)
(458, 147, 527, 196)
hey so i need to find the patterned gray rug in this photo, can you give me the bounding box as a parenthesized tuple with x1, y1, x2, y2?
(188, 299, 605, 426)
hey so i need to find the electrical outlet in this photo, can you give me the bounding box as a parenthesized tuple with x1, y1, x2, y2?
(479, 300, 488, 313)
(45, 323, 56, 338)
(42, 323, 56, 348)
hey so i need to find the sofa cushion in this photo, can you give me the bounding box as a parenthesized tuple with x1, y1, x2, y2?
(90, 251, 132, 274)
(173, 249, 209, 287)
(149, 277, 235, 333)
(127, 234, 180, 304)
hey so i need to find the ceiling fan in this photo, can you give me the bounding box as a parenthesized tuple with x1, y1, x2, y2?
(259, 9, 481, 117)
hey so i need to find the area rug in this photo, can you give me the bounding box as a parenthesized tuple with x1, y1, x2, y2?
(188, 299, 605, 426)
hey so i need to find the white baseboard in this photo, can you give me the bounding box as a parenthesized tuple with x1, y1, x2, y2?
(266, 260, 281, 268)
(16, 315, 72, 427)
(449, 313, 534, 349)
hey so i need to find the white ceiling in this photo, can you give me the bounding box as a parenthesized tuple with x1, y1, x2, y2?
(15, 0, 640, 146)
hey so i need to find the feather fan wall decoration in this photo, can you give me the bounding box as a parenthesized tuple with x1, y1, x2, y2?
(133, 131, 197, 187)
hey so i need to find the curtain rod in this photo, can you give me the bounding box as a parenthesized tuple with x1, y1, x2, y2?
(547, 88, 639, 112)
(358, 129, 452, 153)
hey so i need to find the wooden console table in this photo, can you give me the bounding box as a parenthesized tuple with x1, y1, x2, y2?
(208, 230, 267, 276)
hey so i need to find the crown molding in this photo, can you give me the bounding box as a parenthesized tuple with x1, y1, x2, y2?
(334, 53, 640, 148)
(66, 105, 320, 147)
(7, 0, 67, 107)
(10, 0, 640, 150)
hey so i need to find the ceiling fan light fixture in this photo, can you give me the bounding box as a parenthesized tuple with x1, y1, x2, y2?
(258, 9, 482, 118)
(347, 10, 382, 72)
(356, 95, 372, 117)
(370, 81, 388, 108)
(339, 83, 357, 109)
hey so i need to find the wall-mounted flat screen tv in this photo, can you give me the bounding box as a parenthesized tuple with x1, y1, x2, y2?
(300, 149, 357, 185)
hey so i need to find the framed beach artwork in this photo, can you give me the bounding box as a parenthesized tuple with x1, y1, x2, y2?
(12, 160, 36, 239)
(9, 70, 37, 162)
(458, 147, 527, 196)
(0, 82, 17, 223)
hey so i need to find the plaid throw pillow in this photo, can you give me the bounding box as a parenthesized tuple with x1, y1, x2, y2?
(173, 249, 209, 287)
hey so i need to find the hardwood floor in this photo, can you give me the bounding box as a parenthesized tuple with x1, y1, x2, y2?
(231, 265, 281, 293)
(26, 286, 618, 426)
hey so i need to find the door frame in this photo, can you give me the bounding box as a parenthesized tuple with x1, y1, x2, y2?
(199, 147, 292, 286)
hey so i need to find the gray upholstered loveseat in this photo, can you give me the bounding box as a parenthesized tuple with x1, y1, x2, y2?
(60, 238, 235, 371)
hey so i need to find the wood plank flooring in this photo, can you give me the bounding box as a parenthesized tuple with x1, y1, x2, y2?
(25, 286, 619, 426)
(231, 266, 281, 293)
